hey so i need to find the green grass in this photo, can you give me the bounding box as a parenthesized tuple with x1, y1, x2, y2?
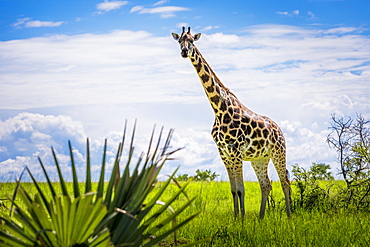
(153, 181, 370, 246)
(1, 181, 370, 246)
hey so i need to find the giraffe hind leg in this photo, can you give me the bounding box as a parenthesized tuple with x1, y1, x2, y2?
(271, 155, 291, 217)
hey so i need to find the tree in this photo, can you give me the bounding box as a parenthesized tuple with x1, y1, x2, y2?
(310, 163, 334, 180)
(193, 169, 219, 181)
(327, 114, 370, 210)
(175, 174, 190, 181)
(292, 163, 333, 181)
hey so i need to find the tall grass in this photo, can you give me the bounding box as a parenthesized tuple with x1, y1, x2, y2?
(1, 181, 369, 246)
(155, 181, 370, 246)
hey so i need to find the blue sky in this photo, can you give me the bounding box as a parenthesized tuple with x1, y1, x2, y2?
(1, 0, 369, 40)
(0, 0, 370, 182)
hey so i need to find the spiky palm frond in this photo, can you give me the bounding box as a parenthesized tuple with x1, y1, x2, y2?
(0, 122, 199, 246)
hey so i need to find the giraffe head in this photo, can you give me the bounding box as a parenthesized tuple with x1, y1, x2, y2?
(172, 27, 201, 58)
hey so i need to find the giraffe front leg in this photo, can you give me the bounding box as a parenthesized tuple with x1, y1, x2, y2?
(217, 147, 245, 217)
(251, 159, 272, 219)
(238, 181, 245, 217)
(225, 161, 245, 217)
(232, 190, 239, 216)
(226, 166, 239, 217)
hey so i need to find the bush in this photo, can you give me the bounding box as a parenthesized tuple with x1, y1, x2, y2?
(291, 163, 333, 211)
(176, 169, 219, 182)
(175, 174, 191, 181)
(192, 169, 219, 181)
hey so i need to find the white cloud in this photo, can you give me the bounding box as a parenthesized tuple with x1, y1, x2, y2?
(202, 25, 220, 31)
(12, 17, 31, 27)
(0, 24, 369, 181)
(277, 10, 300, 16)
(132, 6, 189, 14)
(13, 18, 64, 28)
(26, 20, 65, 28)
(0, 113, 188, 182)
(130, 6, 190, 18)
(153, 0, 168, 6)
(323, 27, 360, 34)
(277, 11, 288, 15)
(130, 6, 144, 13)
(0, 113, 87, 181)
(307, 11, 316, 20)
(280, 120, 335, 166)
(96, 0, 128, 14)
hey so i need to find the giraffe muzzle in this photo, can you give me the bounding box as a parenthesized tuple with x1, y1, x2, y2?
(181, 49, 188, 58)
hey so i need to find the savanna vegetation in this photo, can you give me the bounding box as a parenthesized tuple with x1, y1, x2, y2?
(0, 114, 369, 246)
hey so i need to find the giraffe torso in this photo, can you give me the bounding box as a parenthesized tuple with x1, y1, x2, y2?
(211, 95, 285, 163)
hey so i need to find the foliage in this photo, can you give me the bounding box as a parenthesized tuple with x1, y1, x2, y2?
(175, 169, 219, 182)
(327, 114, 370, 210)
(292, 162, 334, 181)
(0, 123, 200, 246)
(192, 169, 219, 181)
(291, 163, 333, 210)
(309, 163, 334, 180)
(175, 174, 191, 182)
(1, 192, 110, 246)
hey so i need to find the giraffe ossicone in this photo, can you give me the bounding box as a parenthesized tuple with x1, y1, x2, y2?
(172, 27, 291, 218)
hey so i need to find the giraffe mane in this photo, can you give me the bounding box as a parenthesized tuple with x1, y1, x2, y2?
(193, 46, 238, 99)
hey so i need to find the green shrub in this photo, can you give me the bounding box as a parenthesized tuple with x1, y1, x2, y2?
(291, 163, 333, 211)
(175, 169, 219, 182)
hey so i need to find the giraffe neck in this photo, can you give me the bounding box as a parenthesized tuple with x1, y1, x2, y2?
(189, 46, 241, 116)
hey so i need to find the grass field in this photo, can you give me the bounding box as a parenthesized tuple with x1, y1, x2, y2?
(1, 181, 370, 246)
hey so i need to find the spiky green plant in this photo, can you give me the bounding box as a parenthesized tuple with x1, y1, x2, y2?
(0, 122, 200, 246)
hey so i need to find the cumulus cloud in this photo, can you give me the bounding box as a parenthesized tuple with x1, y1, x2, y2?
(280, 121, 335, 165)
(0, 113, 87, 181)
(13, 18, 64, 28)
(0, 113, 192, 182)
(0, 24, 369, 181)
(0, 113, 160, 182)
(96, 0, 128, 14)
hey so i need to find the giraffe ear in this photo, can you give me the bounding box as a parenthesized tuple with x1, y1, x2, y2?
(172, 33, 180, 41)
(193, 33, 201, 41)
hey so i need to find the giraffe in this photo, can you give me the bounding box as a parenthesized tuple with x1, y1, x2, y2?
(172, 27, 291, 218)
